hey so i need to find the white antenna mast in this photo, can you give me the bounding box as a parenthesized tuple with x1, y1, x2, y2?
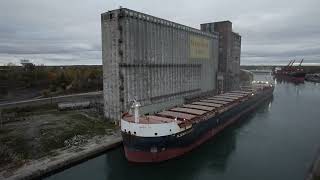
(131, 97, 141, 123)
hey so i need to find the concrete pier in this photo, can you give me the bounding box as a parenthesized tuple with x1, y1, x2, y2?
(306, 149, 320, 180)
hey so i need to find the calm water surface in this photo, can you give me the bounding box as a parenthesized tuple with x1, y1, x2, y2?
(47, 73, 320, 180)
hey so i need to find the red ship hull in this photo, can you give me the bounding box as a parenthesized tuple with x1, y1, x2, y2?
(274, 74, 305, 83)
(124, 90, 273, 163)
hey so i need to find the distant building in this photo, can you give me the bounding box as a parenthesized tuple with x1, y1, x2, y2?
(20, 59, 31, 66)
(20, 59, 35, 71)
(201, 21, 241, 92)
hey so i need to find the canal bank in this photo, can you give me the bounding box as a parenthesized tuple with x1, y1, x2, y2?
(46, 73, 320, 180)
(0, 134, 122, 180)
(0, 101, 122, 180)
(306, 149, 320, 180)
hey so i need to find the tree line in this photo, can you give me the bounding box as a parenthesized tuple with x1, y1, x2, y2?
(0, 63, 103, 98)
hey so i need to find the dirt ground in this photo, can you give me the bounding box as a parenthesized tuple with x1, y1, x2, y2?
(0, 105, 118, 173)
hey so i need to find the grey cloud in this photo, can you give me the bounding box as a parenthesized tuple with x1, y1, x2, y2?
(0, 0, 319, 65)
(0, 43, 100, 55)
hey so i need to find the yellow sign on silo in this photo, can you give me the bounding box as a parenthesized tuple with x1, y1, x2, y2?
(190, 36, 209, 59)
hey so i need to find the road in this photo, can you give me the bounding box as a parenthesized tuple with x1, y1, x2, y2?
(0, 91, 102, 109)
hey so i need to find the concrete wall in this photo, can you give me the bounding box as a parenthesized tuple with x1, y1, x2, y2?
(231, 32, 241, 89)
(101, 8, 219, 121)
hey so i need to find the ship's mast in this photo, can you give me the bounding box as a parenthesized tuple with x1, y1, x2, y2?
(131, 100, 141, 123)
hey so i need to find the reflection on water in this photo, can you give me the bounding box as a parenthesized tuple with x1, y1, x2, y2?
(47, 72, 320, 180)
(104, 131, 237, 180)
(273, 76, 304, 85)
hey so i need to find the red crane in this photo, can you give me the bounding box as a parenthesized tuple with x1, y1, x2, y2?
(299, 59, 304, 66)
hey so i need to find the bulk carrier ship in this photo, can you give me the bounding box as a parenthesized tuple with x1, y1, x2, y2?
(121, 81, 274, 162)
(273, 59, 306, 82)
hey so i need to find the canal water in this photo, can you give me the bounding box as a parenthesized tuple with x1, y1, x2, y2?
(47, 73, 320, 180)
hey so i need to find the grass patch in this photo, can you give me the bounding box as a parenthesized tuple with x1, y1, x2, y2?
(0, 135, 31, 160)
(0, 128, 11, 134)
(0, 110, 118, 164)
(69, 114, 116, 135)
(39, 127, 74, 154)
(38, 113, 116, 155)
(315, 175, 320, 180)
(0, 145, 24, 168)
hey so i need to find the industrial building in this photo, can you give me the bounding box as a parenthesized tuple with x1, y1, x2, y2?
(101, 8, 240, 121)
(201, 21, 242, 92)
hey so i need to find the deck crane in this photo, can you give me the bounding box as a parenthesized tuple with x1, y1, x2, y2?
(299, 59, 304, 66)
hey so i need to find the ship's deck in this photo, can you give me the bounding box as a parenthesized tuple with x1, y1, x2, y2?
(122, 90, 258, 125)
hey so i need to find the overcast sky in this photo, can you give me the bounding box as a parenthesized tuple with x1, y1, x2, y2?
(0, 0, 319, 65)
